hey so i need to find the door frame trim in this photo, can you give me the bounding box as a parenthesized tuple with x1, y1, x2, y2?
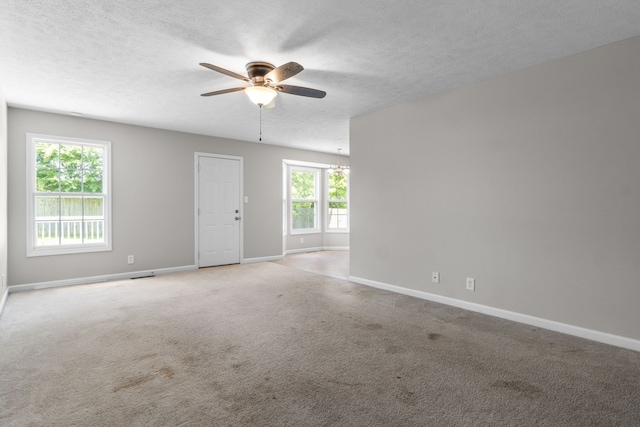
(194, 152, 244, 268)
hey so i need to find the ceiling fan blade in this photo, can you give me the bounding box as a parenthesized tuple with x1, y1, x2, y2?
(277, 84, 326, 99)
(201, 87, 246, 97)
(200, 63, 249, 82)
(265, 62, 303, 83)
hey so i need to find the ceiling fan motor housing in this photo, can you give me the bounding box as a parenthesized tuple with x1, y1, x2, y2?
(246, 62, 275, 86)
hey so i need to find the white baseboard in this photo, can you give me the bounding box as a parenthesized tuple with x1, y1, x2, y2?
(9, 265, 198, 293)
(284, 246, 324, 255)
(284, 246, 349, 255)
(0, 288, 8, 317)
(244, 247, 349, 262)
(349, 275, 640, 353)
(242, 255, 284, 264)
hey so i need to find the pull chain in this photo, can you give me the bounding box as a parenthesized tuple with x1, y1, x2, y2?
(259, 105, 263, 142)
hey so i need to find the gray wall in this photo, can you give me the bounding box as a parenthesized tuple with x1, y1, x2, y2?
(350, 36, 640, 341)
(284, 225, 350, 252)
(0, 86, 7, 297)
(8, 108, 338, 286)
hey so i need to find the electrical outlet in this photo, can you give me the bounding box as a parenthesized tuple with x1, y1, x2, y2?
(431, 272, 440, 284)
(466, 277, 475, 291)
(127, 255, 135, 264)
(300, 237, 304, 243)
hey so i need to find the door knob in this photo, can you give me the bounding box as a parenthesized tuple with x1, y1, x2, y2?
(235, 216, 241, 221)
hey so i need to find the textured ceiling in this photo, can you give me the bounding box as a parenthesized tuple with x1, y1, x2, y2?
(1, 1, 640, 155)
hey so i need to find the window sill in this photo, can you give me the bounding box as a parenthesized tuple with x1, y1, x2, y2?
(27, 245, 112, 257)
(290, 230, 321, 235)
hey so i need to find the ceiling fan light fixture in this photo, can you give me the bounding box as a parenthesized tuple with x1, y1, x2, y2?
(330, 165, 349, 175)
(245, 86, 277, 106)
(329, 148, 350, 175)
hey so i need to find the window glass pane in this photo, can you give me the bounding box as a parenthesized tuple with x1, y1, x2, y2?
(60, 196, 83, 217)
(84, 197, 104, 217)
(329, 173, 348, 200)
(328, 172, 348, 230)
(56, 145, 82, 193)
(83, 168, 103, 193)
(59, 219, 83, 245)
(36, 142, 59, 168)
(292, 201, 316, 229)
(35, 221, 60, 247)
(35, 196, 60, 218)
(83, 220, 104, 243)
(35, 196, 60, 247)
(328, 202, 348, 229)
(83, 146, 103, 164)
(291, 171, 316, 199)
(60, 168, 83, 192)
(36, 168, 60, 192)
(337, 213, 348, 229)
(329, 201, 347, 209)
(82, 146, 104, 193)
(59, 144, 83, 169)
(84, 197, 105, 243)
(35, 197, 105, 246)
(60, 196, 84, 245)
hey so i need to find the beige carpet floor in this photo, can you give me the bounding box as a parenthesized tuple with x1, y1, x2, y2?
(273, 250, 350, 279)
(1, 262, 639, 426)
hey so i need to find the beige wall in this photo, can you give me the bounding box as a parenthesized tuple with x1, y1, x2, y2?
(285, 229, 349, 252)
(8, 108, 340, 286)
(0, 86, 7, 298)
(350, 36, 640, 341)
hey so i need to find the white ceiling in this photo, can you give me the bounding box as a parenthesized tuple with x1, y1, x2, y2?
(1, 1, 640, 155)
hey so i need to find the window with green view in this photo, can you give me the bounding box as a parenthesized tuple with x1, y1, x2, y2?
(290, 168, 319, 232)
(27, 134, 111, 256)
(327, 172, 348, 230)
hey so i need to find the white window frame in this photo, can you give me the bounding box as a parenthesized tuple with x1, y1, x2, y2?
(325, 170, 349, 233)
(283, 162, 288, 236)
(289, 166, 320, 235)
(26, 133, 112, 257)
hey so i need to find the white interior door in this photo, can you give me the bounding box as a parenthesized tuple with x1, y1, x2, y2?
(198, 155, 241, 267)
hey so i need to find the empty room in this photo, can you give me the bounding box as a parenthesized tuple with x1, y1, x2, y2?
(1, 2, 640, 426)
